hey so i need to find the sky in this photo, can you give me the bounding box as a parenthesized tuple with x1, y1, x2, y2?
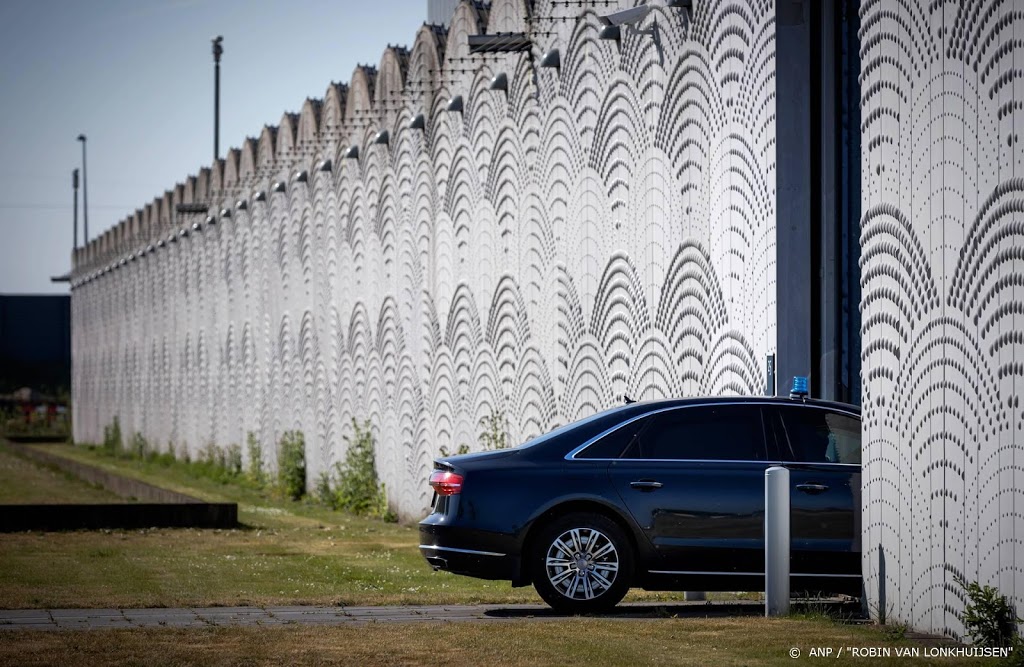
(0, 0, 428, 294)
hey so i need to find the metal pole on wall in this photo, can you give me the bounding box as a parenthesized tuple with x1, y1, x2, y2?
(212, 36, 223, 163)
(765, 465, 790, 616)
(77, 135, 88, 244)
(72, 169, 79, 250)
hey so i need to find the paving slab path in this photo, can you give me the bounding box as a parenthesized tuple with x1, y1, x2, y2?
(0, 601, 767, 631)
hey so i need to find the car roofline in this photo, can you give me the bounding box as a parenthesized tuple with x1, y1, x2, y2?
(627, 395, 860, 415)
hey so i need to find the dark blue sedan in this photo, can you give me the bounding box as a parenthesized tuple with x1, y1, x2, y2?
(420, 396, 862, 613)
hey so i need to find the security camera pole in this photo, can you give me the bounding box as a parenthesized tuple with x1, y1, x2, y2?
(212, 36, 223, 163)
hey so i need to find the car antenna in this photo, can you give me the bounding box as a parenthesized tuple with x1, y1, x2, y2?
(623, 395, 635, 404)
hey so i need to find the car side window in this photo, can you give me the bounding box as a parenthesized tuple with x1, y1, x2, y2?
(777, 407, 861, 465)
(629, 405, 766, 461)
(576, 416, 651, 459)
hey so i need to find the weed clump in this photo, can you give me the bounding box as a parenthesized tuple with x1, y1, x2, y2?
(103, 417, 123, 456)
(439, 443, 470, 457)
(246, 432, 265, 484)
(225, 443, 242, 476)
(191, 442, 245, 484)
(93, 419, 403, 524)
(438, 409, 509, 457)
(329, 419, 394, 521)
(315, 470, 334, 507)
(955, 575, 1023, 660)
(96, 420, 250, 487)
(479, 410, 509, 451)
(129, 432, 149, 460)
(276, 430, 306, 501)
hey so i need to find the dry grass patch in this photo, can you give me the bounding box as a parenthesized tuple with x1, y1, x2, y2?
(4, 442, 527, 609)
(0, 521, 533, 609)
(0, 617, 992, 667)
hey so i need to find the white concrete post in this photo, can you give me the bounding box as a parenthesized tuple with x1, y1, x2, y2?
(765, 465, 790, 616)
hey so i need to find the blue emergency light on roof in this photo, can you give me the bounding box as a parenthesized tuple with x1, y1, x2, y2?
(790, 376, 809, 400)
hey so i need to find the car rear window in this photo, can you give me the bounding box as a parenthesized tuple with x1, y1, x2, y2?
(577, 404, 766, 460)
(777, 407, 861, 465)
(627, 405, 765, 460)
(575, 415, 651, 459)
(520, 402, 655, 454)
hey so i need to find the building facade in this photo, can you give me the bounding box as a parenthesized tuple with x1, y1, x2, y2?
(68, 0, 1023, 638)
(859, 0, 1024, 638)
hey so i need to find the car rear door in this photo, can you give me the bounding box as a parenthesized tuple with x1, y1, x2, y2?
(769, 404, 862, 584)
(605, 403, 775, 576)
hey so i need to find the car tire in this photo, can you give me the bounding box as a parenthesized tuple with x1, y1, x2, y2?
(531, 512, 633, 613)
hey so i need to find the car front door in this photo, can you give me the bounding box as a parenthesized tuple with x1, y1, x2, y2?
(769, 404, 862, 586)
(605, 403, 774, 576)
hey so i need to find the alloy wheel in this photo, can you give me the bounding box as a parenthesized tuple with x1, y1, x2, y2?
(544, 527, 620, 600)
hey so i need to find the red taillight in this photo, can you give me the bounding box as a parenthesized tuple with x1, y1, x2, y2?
(429, 470, 464, 496)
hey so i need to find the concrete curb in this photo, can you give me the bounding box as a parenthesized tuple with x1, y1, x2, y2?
(0, 601, 766, 631)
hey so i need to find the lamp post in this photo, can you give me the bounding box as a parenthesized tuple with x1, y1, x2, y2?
(212, 36, 223, 163)
(76, 134, 88, 244)
(72, 168, 79, 249)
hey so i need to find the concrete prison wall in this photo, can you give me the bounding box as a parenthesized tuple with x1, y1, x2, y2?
(858, 0, 1024, 639)
(70, 0, 778, 521)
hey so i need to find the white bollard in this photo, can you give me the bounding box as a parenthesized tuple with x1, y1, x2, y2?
(765, 465, 790, 616)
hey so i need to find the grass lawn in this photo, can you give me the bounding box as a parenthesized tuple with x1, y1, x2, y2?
(0, 616, 991, 667)
(0, 441, 121, 504)
(1, 443, 702, 609)
(2, 444, 992, 666)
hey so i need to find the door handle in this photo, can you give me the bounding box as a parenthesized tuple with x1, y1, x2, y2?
(795, 483, 829, 494)
(630, 480, 663, 490)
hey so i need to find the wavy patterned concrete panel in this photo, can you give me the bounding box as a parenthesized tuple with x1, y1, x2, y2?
(70, 0, 777, 521)
(859, 0, 1024, 638)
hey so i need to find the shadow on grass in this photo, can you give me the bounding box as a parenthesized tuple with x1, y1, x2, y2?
(485, 599, 865, 621)
(485, 601, 762, 620)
